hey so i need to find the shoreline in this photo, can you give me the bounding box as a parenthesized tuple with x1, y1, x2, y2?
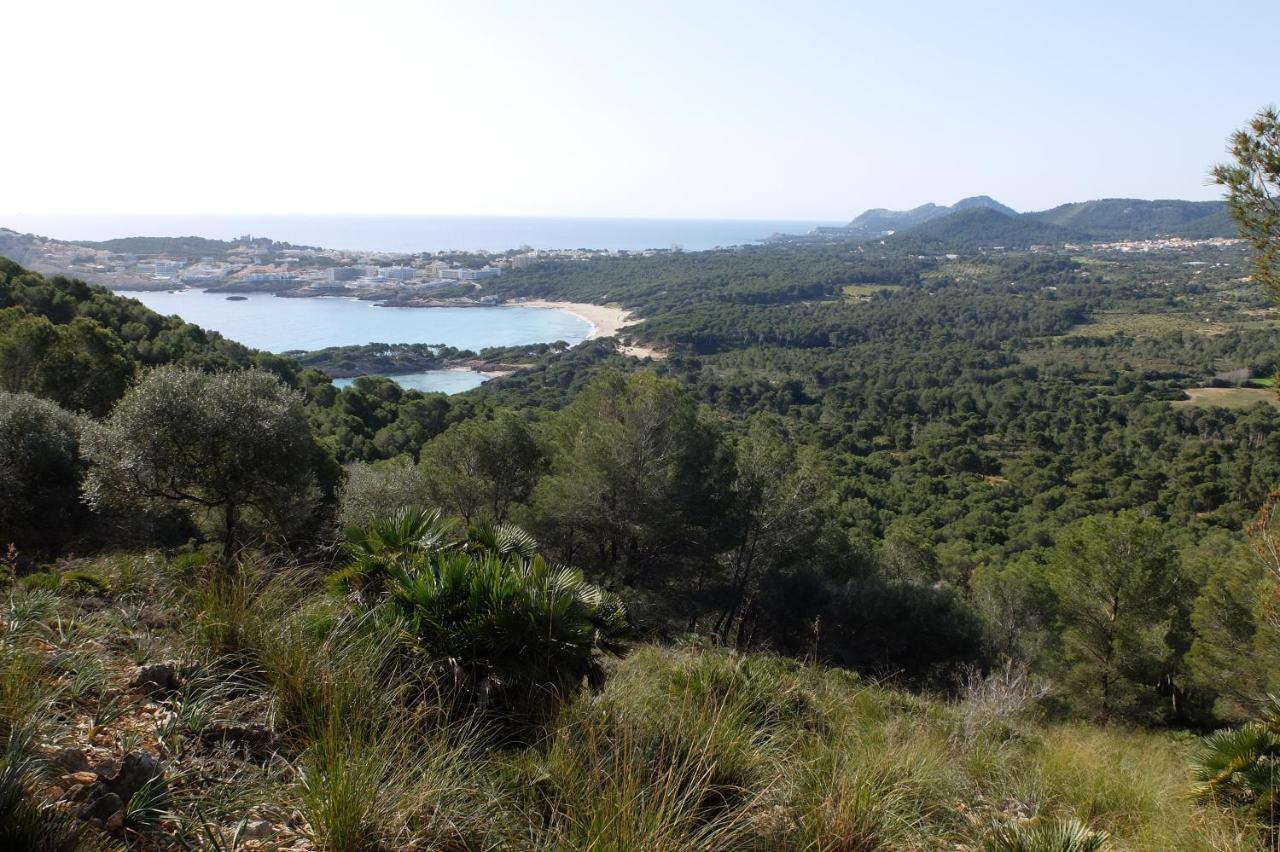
(514, 299, 636, 340)
(517, 299, 665, 359)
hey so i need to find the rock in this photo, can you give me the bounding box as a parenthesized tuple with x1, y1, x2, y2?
(79, 791, 123, 824)
(132, 661, 183, 696)
(243, 820, 275, 838)
(61, 771, 99, 787)
(54, 746, 91, 772)
(106, 750, 165, 802)
(200, 722, 276, 755)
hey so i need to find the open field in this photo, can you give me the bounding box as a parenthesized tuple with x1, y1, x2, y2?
(842, 283, 901, 299)
(1067, 310, 1231, 338)
(1173, 386, 1280, 409)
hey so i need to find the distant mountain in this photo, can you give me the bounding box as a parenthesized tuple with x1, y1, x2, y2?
(884, 207, 1082, 251)
(841, 196, 1017, 237)
(949, 195, 1019, 217)
(1024, 198, 1234, 239)
(824, 195, 1237, 250)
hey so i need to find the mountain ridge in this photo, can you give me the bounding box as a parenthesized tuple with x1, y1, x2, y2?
(828, 196, 1234, 247)
(843, 195, 1017, 236)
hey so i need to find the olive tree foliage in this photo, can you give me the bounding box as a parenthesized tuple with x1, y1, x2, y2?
(1214, 106, 1280, 295)
(83, 367, 320, 560)
(337, 457, 431, 528)
(0, 392, 86, 551)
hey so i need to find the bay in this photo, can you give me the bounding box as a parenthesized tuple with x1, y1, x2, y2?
(113, 289, 591, 394)
(113, 289, 591, 352)
(332, 370, 492, 395)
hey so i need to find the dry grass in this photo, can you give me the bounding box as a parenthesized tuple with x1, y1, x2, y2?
(0, 557, 1266, 851)
(842, 284, 902, 300)
(1065, 310, 1231, 338)
(1173, 387, 1280, 410)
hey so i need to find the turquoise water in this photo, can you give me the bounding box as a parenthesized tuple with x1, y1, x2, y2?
(114, 289, 591, 352)
(333, 370, 492, 395)
(9, 214, 835, 253)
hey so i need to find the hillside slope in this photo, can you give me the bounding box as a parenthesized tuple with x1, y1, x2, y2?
(885, 207, 1082, 250)
(1026, 198, 1234, 239)
(843, 195, 1017, 236)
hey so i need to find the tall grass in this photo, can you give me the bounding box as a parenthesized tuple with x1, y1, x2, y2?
(184, 557, 306, 668)
(1016, 724, 1257, 851)
(4, 552, 1263, 852)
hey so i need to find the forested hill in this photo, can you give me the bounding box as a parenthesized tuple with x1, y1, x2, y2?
(7, 236, 1280, 723)
(8, 228, 1280, 843)
(842, 194, 1017, 236)
(883, 207, 1084, 251)
(828, 196, 1235, 246)
(1025, 198, 1235, 238)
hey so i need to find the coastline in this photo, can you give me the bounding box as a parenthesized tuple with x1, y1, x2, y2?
(514, 299, 636, 340)
(517, 299, 664, 359)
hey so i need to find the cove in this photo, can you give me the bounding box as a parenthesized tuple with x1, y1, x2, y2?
(113, 289, 592, 353)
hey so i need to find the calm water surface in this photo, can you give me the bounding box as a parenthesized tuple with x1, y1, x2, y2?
(332, 370, 492, 394)
(114, 289, 590, 394)
(115, 289, 590, 352)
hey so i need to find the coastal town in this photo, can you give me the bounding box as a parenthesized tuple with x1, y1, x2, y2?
(0, 228, 671, 303)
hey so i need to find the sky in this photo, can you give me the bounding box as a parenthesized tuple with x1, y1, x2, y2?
(6, 0, 1279, 220)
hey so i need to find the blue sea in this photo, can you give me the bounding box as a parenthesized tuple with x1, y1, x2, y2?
(115, 289, 592, 394)
(4, 213, 834, 253)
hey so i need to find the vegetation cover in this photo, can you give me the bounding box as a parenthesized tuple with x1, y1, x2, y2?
(3, 109, 1280, 848)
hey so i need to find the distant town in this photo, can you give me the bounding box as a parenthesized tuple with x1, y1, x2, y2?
(0, 229, 676, 304)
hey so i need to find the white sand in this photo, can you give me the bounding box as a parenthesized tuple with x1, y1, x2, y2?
(517, 299, 635, 339)
(514, 299, 665, 359)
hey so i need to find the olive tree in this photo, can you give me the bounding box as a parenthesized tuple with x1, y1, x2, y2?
(83, 367, 319, 560)
(337, 457, 431, 528)
(0, 391, 85, 552)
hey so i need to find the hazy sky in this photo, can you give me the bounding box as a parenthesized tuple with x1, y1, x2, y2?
(7, 0, 1278, 220)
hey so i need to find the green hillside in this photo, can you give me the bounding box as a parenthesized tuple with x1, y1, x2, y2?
(1026, 198, 1235, 239)
(5, 240, 1280, 848)
(886, 207, 1083, 250)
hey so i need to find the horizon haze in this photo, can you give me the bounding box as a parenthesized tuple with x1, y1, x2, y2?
(7, 0, 1279, 221)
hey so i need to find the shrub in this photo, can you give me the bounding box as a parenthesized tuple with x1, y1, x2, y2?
(0, 392, 86, 553)
(336, 458, 431, 529)
(984, 818, 1111, 852)
(336, 511, 631, 725)
(1193, 697, 1280, 826)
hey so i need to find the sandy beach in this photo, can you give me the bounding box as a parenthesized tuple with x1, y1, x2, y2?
(517, 299, 665, 359)
(516, 299, 635, 339)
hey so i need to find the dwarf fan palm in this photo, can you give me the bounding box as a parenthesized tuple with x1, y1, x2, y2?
(984, 818, 1111, 852)
(329, 506, 455, 603)
(336, 511, 630, 725)
(1193, 695, 1280, 822)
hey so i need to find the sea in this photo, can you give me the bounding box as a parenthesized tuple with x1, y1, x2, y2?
(116, 289, 593, 395)
(3, 213, 834, 253)
(43, 213, 835, 394)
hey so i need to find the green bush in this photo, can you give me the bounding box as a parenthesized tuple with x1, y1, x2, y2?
(1193, 698, 1280, 825)
(337, 509, 631, 725)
